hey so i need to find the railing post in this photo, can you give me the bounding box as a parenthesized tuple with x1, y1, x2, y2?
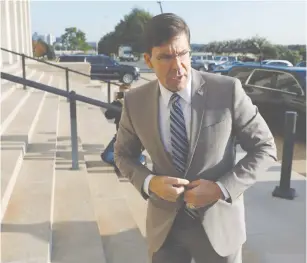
(272, 111, 297, 200)
(108, 81, 111, 103)
(69, 91, 79, 170)
(66, 68, 70, 102)
(22, 54, 26, 89)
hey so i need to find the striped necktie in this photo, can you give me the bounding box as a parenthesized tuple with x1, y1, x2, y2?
(170, 93, 199, 219)
(170, 93, 189, 173)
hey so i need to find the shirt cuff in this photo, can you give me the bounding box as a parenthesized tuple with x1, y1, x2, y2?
(216, 181, 230, 200)
(143, 174, 155, 196)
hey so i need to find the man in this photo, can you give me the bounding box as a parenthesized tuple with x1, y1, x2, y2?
(114, 13, 277, 263)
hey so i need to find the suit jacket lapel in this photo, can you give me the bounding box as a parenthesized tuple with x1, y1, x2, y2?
(185, 70, 207, 175)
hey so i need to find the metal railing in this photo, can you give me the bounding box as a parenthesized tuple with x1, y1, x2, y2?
(1, 71, 121, 170)
(1, 47, 121, 103)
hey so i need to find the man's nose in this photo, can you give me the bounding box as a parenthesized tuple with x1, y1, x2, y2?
(171, 56, 184, 74)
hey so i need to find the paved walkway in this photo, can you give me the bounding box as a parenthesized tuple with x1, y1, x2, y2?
(237, 147, 306, 263)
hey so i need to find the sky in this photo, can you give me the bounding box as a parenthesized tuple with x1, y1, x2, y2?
(30, 0, 307, 45)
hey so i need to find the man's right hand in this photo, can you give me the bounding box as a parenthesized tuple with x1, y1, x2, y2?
(149, 176, 190, 202)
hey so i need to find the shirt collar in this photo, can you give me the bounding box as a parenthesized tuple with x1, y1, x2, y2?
(158, 73, 192, 107)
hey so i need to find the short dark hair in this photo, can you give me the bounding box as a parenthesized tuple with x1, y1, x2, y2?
(143, 13, 190, 55)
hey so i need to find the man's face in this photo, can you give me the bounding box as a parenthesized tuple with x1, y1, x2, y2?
(144, 33, 191, 92)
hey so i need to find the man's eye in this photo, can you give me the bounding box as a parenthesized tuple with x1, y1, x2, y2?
(159, 55, 172, 60)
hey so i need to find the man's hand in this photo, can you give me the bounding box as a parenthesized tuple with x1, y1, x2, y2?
(149, 176, 190, 202)
(184, 179, 223, 208)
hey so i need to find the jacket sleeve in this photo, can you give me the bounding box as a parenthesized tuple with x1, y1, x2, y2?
(114, 95, 152, 200)
(218, 79, 277, 202)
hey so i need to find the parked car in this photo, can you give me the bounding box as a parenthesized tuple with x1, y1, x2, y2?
(261, 60, 293, 67)
(191, 53, 214, 63)
(58, 54, 140, 84)
(212, 61, 257, 75)
(213, 61, 245, 70)
(191, 53, 216, 72)
(296, 61, 306, 67)
(227, 64, 306, 132)
(191, 59, 209, 72)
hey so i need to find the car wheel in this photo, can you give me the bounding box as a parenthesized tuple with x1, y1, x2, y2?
(122, 73, 134, 84)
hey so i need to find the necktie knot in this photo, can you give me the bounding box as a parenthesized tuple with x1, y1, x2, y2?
(170, 93, 180, 105)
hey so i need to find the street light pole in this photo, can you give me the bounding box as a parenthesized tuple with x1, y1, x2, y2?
(157, 1, 163, 14)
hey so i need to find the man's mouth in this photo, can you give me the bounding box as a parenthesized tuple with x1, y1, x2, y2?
(171, 75, 184, 80)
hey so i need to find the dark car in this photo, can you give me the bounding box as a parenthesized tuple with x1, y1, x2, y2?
(58, 54, 140, 84)
(296, 61, 306, 67)
(227, 64, 306, 137)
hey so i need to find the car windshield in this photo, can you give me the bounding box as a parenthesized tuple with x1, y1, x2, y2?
(220, 61, 231, 66)
(215, 56, 221, 61)
(297, 61, 306, 67)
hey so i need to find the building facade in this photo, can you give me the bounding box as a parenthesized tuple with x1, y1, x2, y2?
(1, 0, 33, 66)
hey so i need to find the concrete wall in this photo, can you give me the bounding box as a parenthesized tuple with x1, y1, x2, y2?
(1, 0, 32, 67)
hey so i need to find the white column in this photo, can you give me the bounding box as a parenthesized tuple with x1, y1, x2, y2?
(16, 1, 23, 55)
(17, 0, 26, 54)
(25, 0, 33, 56)
(9, 0, 20, 61)
(1, 0, 13, 64)
(23, 0, 29, 56)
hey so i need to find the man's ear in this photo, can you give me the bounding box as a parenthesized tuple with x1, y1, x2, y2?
(144, 53, 153, 69)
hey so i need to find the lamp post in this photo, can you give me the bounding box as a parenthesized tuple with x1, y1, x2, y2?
(157, 1, 163, 14)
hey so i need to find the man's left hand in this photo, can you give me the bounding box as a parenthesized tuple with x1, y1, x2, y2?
(184, 179, 223, 208)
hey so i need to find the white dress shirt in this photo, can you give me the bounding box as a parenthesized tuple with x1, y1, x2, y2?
(143, 76, 230, 200)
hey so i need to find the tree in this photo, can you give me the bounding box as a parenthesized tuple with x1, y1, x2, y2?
(98, 8, 153, 55)
(98, 32, 118, 55)
(261, 44, 279, 59)
(32, 39, 48, 58)
(298, 46, 306, 60)
(46, 45, 56, 60)
(274, 45, 302, 64)
(60, 27, 91, 51)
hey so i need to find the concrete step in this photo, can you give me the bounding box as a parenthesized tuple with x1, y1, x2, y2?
(0, 70, 41, 131)
(0, 74, 56, 221)
(0, 69, 34, 103)
(1, 70, 22, 93)
(51, 96, 106, 263)
(76, 87, 149, 263)
(1, 92, 60, 263)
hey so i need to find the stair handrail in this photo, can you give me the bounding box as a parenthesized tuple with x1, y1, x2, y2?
(1, 47, 121, 103)
(1, 71, 121, 170)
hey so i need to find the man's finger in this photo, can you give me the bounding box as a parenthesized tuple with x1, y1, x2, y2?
(187, 179, 201, 189)
(174, 186, 185, 195)
(165, 177, 190, 186)
(168, 186, 185, 196)
(184, 191, 193, 203)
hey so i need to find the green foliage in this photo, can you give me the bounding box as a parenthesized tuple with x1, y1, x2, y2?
(205, 36, 304, 63)
(98, 8, 152, 55)
(60, 27, 91, 51)
(97, 8, 305, 63)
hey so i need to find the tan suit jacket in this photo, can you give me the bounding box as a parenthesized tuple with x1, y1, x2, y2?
(114, 69, 277, 256)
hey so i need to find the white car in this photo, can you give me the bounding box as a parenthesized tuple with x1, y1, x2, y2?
(261, 60, 293, 67)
